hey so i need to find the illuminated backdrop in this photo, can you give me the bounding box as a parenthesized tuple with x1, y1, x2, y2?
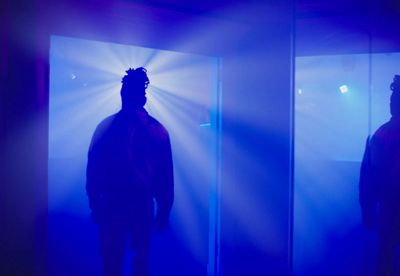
(48, 35, 221, 275)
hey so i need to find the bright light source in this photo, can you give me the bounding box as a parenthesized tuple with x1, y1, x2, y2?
(298, 89, 302, 95)
(49, 36, 222, 271)
(339, 85, 348, 94)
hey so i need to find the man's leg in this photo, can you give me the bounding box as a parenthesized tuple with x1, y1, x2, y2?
(130, 213, 153, 276)
(99, 221, 127, 276)
(377, 235, 394, 276)
(132, 237, 150, 276)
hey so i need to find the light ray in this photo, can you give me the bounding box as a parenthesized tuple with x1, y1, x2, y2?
(49, 35, 221, 270)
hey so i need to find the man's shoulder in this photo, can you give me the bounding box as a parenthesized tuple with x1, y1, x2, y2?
(99, 113, 118, 125)
(375, 119, 399, 136)
(94, 113, 119, 135)
(374, 122, 390, 137)
(372, 118, 400, 148)
(146, 114, 170, 140)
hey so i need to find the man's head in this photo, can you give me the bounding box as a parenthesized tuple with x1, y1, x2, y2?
(121, 67, 150, 110)
(390, 75, 400, 116)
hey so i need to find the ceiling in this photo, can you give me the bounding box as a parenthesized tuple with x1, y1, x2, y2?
(127, 0, 400, 20)
(124, 0, 284, 24)
(122, 0, 400, 54)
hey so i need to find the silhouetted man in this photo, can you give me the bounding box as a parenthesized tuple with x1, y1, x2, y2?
(360, 75, 400, 276)
(86, 67, 174, 276)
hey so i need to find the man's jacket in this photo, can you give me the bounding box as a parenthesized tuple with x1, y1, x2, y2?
(86, 109, 174, 224)
(360, 116, 400, 232)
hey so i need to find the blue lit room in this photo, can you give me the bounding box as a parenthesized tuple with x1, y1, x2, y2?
(1, 1, 400, 275)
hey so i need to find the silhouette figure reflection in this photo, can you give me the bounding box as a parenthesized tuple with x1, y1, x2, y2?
(86, 68, 174, 276)
(360, 75, 400, 276)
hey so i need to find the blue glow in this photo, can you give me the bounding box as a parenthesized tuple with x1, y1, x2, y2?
(48, 35, 221, 275)
(294, 53, 400, 275)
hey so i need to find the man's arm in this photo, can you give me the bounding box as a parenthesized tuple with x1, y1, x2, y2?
(359, 135, 385, 229)
(86, 124, 106, 223)
(154, 132, 174, 230)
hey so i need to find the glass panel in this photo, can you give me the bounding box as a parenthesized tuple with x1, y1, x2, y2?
(294, 54, 370, 275)
(48, 35, 221, 275)
(294, 50, 400, 275)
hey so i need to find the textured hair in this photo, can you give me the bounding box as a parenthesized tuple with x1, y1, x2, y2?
(120, 67, 150, 109)
(122, 67, 150, 88)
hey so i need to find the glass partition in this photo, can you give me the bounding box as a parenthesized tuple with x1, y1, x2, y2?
(48, 35, 221, 275)
(294, 52, 400, 275)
